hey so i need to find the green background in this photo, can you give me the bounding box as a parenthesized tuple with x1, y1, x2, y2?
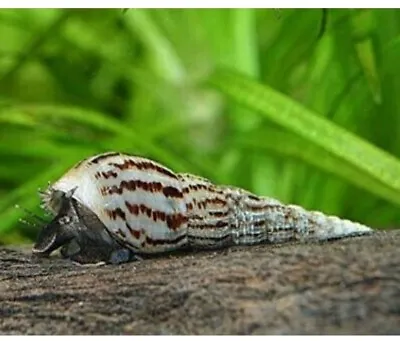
(1, 8, 400, 245)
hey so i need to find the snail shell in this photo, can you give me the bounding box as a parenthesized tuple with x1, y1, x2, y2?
(32, 151, 373, 264)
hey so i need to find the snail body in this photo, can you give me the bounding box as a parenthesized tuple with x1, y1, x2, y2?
(33, 152, 373, 264)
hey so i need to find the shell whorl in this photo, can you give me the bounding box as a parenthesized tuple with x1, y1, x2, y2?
(40, 152, 189, 253)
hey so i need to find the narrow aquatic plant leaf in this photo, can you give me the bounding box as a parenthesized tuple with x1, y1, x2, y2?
(239, 128, 400, 209)
(210, 69, 400, 206)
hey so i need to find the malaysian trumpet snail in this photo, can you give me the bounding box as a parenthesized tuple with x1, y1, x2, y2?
(32, 152, 373, 264)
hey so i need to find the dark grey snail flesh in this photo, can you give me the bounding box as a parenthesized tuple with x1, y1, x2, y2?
(32, 189, 135, 264)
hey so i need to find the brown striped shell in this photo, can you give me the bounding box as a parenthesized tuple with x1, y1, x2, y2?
(36, 151, 373, 263)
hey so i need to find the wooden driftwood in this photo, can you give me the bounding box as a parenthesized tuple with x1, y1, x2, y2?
(1, 230, 399, 334)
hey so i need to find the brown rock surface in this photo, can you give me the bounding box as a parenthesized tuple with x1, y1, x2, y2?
(1, 230, 399, 335)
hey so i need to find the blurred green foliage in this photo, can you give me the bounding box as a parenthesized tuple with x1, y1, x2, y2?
(1, 8, 400, 245)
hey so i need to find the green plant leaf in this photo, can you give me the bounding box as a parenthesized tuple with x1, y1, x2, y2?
(210, 68, 400, 206)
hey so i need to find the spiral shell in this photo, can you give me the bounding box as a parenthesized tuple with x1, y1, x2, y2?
(33, 151, 373, 264)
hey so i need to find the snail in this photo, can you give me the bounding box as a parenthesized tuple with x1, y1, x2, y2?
(32, 152, 373, 264)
